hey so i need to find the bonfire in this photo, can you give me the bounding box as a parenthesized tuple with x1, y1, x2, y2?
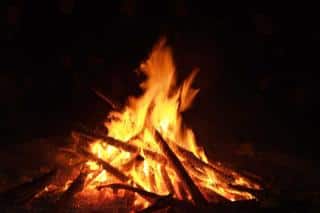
(0, 38, 262, 212)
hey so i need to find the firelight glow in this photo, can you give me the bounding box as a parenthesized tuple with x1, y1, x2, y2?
(79, 38, 260, 210)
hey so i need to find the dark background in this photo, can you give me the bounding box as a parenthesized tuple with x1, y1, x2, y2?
(1, 1, 318, 161)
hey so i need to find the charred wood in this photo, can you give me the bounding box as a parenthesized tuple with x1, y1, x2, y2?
(96, 183, 171, 203)
(79, 147, 130, 182)
(160, 166, 174, 194)
(56, 171, 87, 211)
(120, 153, 144, 171)
(0, 168, 57, 205)
(154, 131, 207, 206)
(72, 130, 167, 164)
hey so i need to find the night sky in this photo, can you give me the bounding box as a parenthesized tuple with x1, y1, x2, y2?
(1, 1, 319, 161)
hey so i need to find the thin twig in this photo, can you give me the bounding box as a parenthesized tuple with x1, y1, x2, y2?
(91, 88, 120, 109)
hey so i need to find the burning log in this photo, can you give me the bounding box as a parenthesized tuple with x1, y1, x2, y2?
(120, 153, 144, 171)
(96, 183, 171, 203)
(79, 147, 130, 182)
(154, 131, 207, 206)
(137, 196, 196, 213)
(84, 169, 103, 187)
(0, 168, 57, 205)
(56, 171, 87, 211)
(148, 168, 157, 192)
(199, 186, 229, 203)
(72, 130, 168, 165)
(173, 143, 235, 182)
(228, 184, 264, 200)
(59, 147, 83, 158)
(175, 181, 190, 200)
(174, 143, 262, 191)
(160, 166, 174, 194)
(137, 194, 177, 213)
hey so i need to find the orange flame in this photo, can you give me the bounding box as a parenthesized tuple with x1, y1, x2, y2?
(80, 38, 260, 209)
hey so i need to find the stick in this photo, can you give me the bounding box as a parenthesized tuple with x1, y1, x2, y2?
(138, 197, 194, 213)
(79, 147, 130, 182)
(228, 184, 263, 199)
(137, 194, 175, 213)
(56, 171, 87, 211)
(154, 131, 207, 206)
(0, 168, 57, 205)
(175, 181, 189, 200)
(73, 131, 167, 165)
(198, 186, 229, 203)
(120, 153, 144, 172)
(172, 143, 235, 183)
(91, 88, 120, 109)
(96, 184, 170, 203)
(160, 166, 174, 194)
(84, 169, 103, 187)
(173, 143, 261, 190)
(148, 168, 157, 192)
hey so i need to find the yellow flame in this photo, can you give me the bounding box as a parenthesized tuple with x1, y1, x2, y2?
(80, 38, 259, 209)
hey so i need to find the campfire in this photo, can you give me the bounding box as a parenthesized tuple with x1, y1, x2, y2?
(1, 38, 262, 212)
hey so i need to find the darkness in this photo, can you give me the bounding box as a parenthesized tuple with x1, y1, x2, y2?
(1, 1, 319, 162)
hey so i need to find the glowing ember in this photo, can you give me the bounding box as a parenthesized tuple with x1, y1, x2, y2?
(74, 38, 260, 210)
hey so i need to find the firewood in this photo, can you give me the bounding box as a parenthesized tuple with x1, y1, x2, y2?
(138, 196, 194, 213)
(0, 168, 57, 205)
(84, 169, 103, 187)
(148, 167, 157, 192)
(56, 171, 87, 211)
(175, 181, 189, 200)
(120, 153, 144, 171)
(172, 143, 235, 183)
(78, 147, 130, 182)
(228, 184, 265, 200)
(175, 144, 262, 190)
(198, 186, 229, 203)
(91, 88, 121, 109)
(96, 183, 171, 203)
(154, 130, 207, 206)
(160, 166, 174, 194)
(58, 147, 84, 158)
(73, 130, 168, 165)
(137, 194, 175, 213)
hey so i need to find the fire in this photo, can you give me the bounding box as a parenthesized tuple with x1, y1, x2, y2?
(76, 38, 260, 210)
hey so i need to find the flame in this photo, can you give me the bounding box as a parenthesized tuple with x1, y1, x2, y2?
(79, 38, 260, 209)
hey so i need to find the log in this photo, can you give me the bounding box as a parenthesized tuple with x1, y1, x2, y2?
(198, 186, 229, 203)
(59, 147, 83, 158)
(96, 184, 170, 203)
(154, 131, 207, 206)
(172, 143, 235, 183)
(175, 181, 189, 200)
(148, 167, 157, 192)
(56, 171, 87, 211)
(173, 143, 261, 190)
(138, 197, 194, 213)
(160, 166, 174, 194)
(79, 148, 130, 182)
(0, 168, 57, 205)
(84, 169, 103, 187)
(120, 153, 144, 172)
(72, 130, 167, 165)
(228, 184, 264, 200)
(137, 194, 175, 213)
